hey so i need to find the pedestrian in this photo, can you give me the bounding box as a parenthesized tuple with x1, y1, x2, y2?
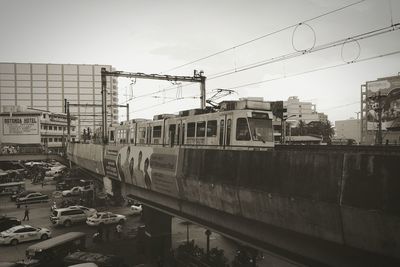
(23, 205, 29, 221)
(41, 180, 44, 187)
(116, 224, 123, 239)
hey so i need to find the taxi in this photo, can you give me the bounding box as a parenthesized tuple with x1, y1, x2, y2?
(86, 212, 126, 226)
(0, 225, 51, 246)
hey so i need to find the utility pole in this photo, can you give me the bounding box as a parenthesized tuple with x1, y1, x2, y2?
(101, 68, 206, 144)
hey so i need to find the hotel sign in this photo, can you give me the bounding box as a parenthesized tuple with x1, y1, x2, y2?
(2, 117, 39, 135)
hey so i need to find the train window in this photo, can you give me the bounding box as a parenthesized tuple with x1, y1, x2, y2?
(182, 123, 185, 144)
(153, 126, 162, 138)
(207, 120, 217, 137)
(196, 121, 206, 137)
(139, 127, 146, 138)
(248, 117, 273, 142)
(169, 124, 176, 146)
(147, 126, 152, 144)
(226, 119, 231, 145)
(177, 124, 181, 145)
(236, 118, 250, 141)
(219, 120, 224, 145)
(187, 122, 195, 137)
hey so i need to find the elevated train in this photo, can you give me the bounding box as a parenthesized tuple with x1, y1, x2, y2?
(108, 99, 275, 150)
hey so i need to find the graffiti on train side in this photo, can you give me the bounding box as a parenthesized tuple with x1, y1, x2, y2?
(104, 145, 179, 196)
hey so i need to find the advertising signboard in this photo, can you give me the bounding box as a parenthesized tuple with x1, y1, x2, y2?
(366, 77, 400, 131)
(0, 114, 41, 144)
(103, 145, 179, 197)
(2, 116, 39, 135)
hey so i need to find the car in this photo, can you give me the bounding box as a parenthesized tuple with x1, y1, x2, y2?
(50, 207, 89, 227)
(86, 212, 126, 227)
(0, 216, 21, 232)
(10, 190, 35, 201)
(0, 225, 51, 246)
(16, 192, 49, 208)
(130, 204, 143, 215)
(63, 251, 124, 267)
(68, 206, 97, 217)
(62, 186, 83, 197)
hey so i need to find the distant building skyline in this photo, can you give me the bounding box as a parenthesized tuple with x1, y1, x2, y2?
(0, 62, 118, 137)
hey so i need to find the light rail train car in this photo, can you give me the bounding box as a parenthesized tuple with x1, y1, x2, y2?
(108, 99, 275, 150)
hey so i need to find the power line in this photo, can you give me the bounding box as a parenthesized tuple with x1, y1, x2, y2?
(160, 0, 367, 73)
(321, 101, 360, 111)
(223, 50, 400, 90)
(126, 22, 399, 103)
(208, 23, 400, 80)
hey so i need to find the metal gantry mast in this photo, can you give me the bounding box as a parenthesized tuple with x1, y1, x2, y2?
(101, 68, 206, 143)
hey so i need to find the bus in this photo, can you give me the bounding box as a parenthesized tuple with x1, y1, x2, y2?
(24, 232, 86, 266)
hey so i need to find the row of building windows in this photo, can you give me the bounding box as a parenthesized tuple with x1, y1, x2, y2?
(40, 125, 76, 131)
(41, 137, 64, 143)
(0, 63, 112, 75)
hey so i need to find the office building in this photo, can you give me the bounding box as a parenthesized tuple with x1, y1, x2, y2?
(335, 118, 361, 144)
(0, 63, 118, 138)
(284, 96, 321, 126)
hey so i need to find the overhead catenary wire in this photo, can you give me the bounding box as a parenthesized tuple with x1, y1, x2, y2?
(223, 49, 400, 91)
(160, 0, 367, 73)
(126, 23, 400, 103)
(207, 23, 400, 80)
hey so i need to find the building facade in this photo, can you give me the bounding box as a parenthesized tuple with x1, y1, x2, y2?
(0, 63, 118, 138)
(0, 106, 77, 154)
(284, 96, 321, 126)
(335, 119, 361, 144)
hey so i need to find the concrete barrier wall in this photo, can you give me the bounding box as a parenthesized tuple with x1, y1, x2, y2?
(340, 153, 400, 257)
(67, 143, 105, 175)
(178, 148, 400, 258)
(68, 143, 400, 258)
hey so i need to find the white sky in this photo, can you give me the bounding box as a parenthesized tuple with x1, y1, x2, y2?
(0, 0, 399, 123)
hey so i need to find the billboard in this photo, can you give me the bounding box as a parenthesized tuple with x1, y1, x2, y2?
(366, 77, 400, 131)
(2, 116, 39, 135)
(0, 115, 41, 144)
(103, 145, 179, 197)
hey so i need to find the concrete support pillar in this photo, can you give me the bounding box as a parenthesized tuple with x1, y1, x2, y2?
(141, 206, 172, 263)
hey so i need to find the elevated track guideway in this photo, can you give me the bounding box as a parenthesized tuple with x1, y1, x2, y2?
(68, 141, 400, 267)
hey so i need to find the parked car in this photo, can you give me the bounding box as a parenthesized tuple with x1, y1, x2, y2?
(86, 212, 126, 227)
(130, 204, 143, 215)
(10, 190, 35, 202)
(50, 207, 89, 227)
(0, 225, 51, 246)
(62, 186, 83, 197)
(0, 216, 21, 232)
(63, 252, 125, 267)
(16, 192, 49, 208)
(68, 206, 97, 217)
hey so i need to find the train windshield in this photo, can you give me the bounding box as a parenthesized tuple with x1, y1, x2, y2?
(248, 118, 272, 142)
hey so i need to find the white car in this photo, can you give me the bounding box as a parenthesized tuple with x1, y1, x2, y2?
(62, 186, 83, 197)
(68, 205, 97, 217)
(0, 225, 51, 246)
(86, 212, 126, 226)
(130, 204, 143, 215)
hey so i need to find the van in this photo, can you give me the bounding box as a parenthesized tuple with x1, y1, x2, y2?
(50, 207, 88, 227)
